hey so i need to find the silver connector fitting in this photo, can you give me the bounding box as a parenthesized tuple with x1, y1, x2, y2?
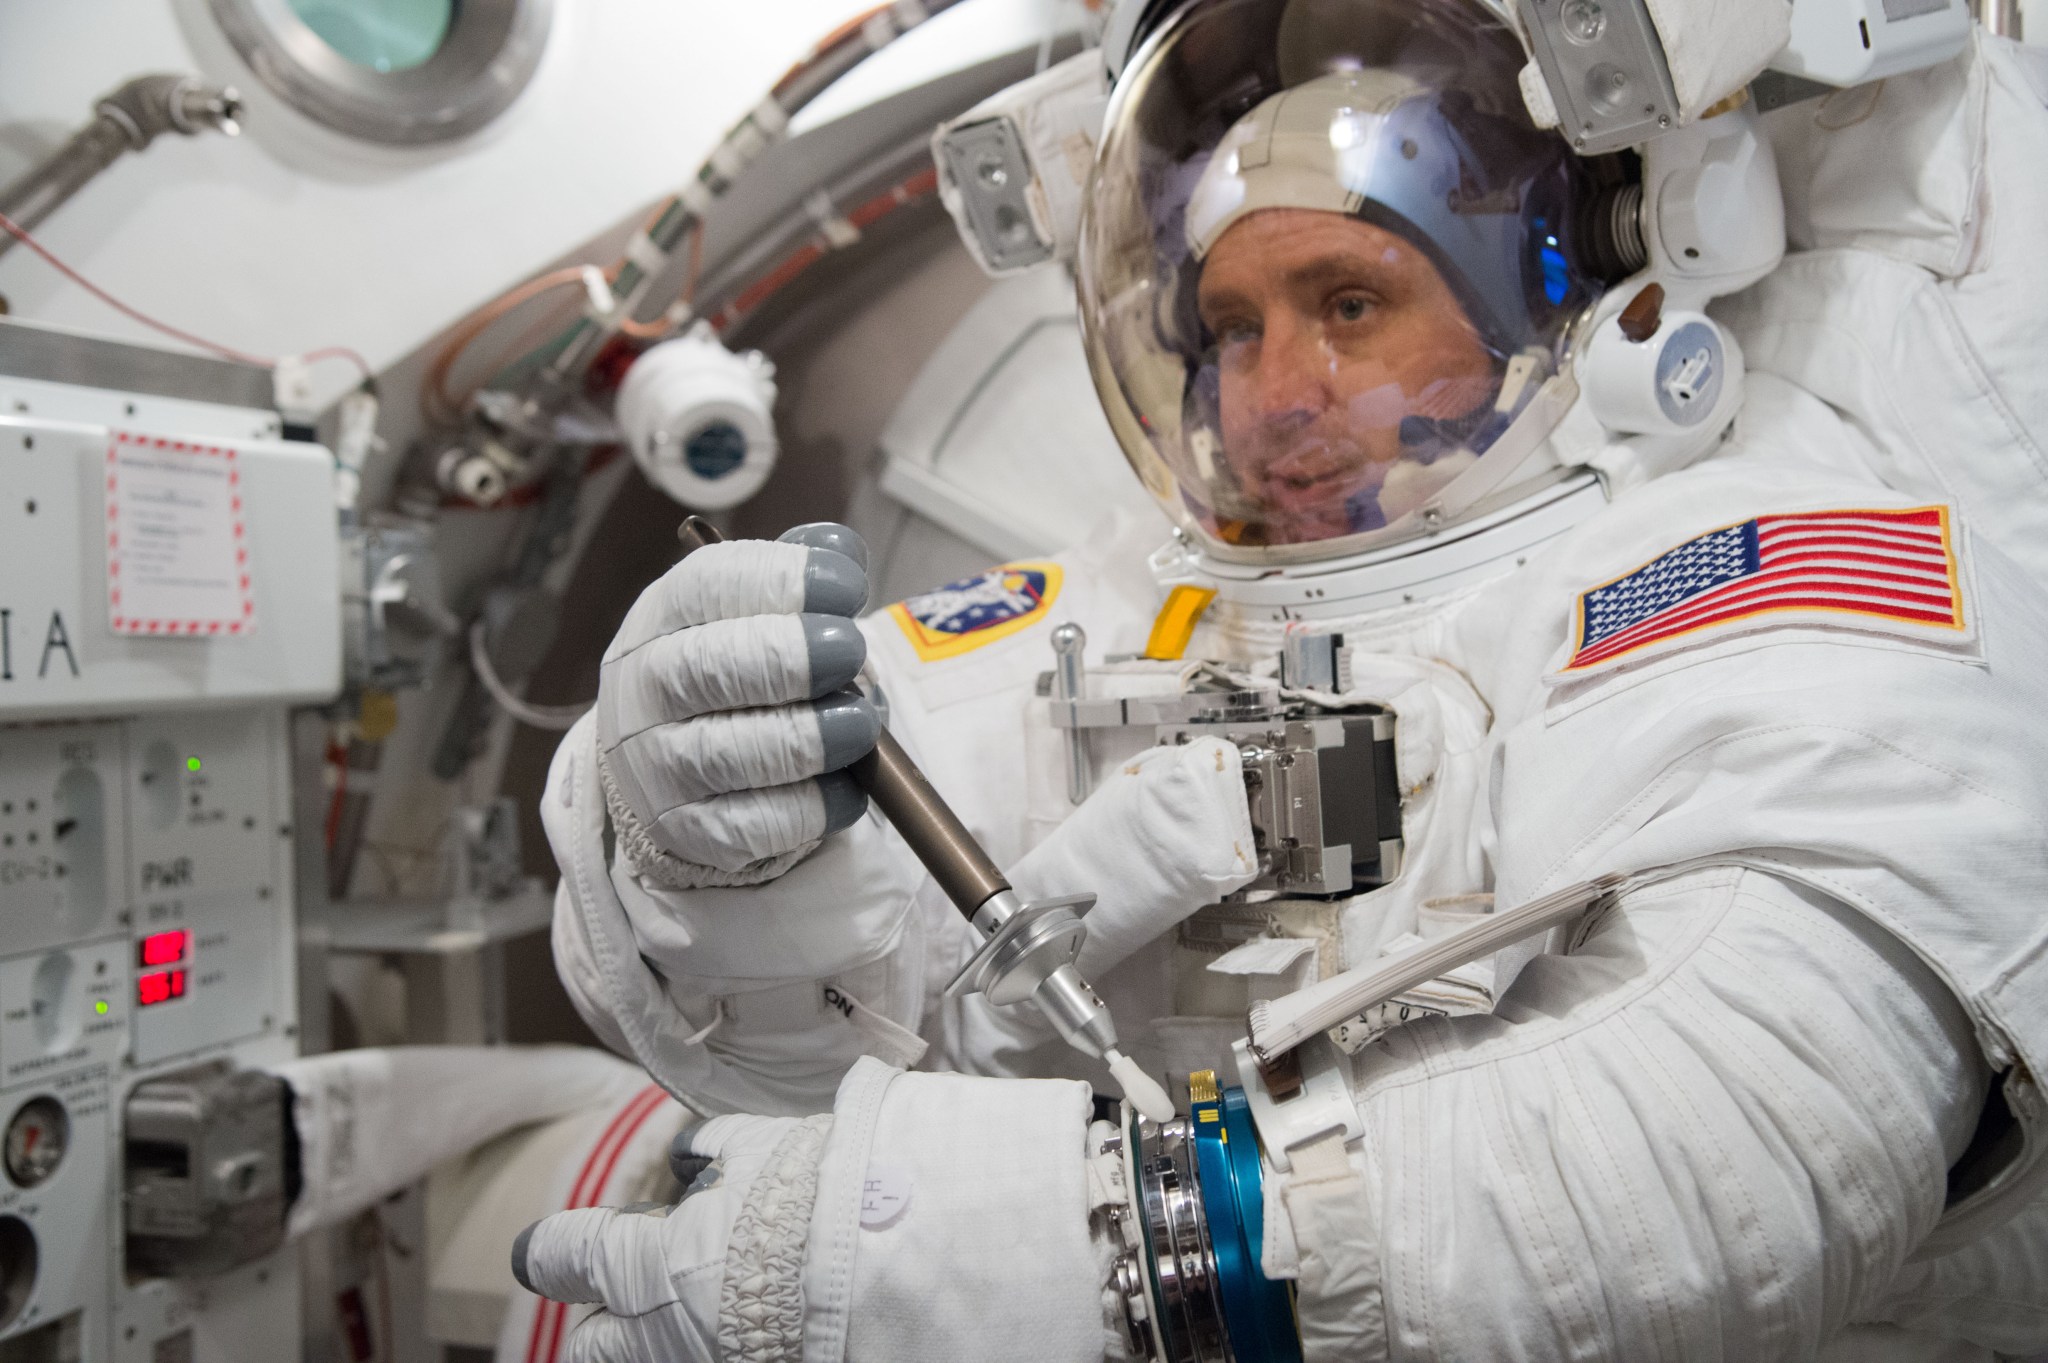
(946, 888, 1121, 1057)
(1029, 960, 1120, 1059)
(949, 888, 1091, 1003)
(1125, 1113, 1229, 1363)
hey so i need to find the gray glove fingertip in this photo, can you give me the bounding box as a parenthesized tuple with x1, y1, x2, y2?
(814, 689, 880, 771)
(799, 546, 868, 616)
(779, 521, 870, 575)
(510, 1220, 540, 1294)
(668, 1128, 716, 1189)
(800, 615, 866, 697)
(818, 770, 867, 835)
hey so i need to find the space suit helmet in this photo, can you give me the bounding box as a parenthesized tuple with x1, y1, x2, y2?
(1078, 0, 1634, 562)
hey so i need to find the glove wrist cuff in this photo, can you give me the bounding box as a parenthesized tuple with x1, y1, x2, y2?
(596, 741, 813, 890)
(802, 1060, 1106, 1361)
(718, 1114, 834, 1363)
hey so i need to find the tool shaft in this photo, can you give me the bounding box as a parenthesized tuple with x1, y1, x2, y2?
(849, 731, 1009, 918)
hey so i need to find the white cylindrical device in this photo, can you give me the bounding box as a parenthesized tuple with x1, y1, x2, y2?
(1583, 305, 1737, 438)
(615, 324, 780, 510)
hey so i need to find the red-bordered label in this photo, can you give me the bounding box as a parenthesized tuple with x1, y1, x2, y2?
(105, 430, 256, 637)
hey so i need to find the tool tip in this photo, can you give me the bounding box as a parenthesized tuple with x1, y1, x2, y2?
(1106, 1049, 1174, 1124)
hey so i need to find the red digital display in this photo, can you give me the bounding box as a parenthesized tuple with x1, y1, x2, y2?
(137, 969, 187, 1007)
(138, 930, 189, 968)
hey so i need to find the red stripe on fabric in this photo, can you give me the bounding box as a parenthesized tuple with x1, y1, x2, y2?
(1578, 567, 1958, 662)
(1760, 514, 1944, 537)
(1573, 589, 1958, 668)
(1628, 559, 1955, 624)
(1757, 530, 1947, 559)
(570, 1086, 666, 1209)
(1574, 592, 1958, 667)
(1577, 585, 1956, 667)
(1760, 507, 1943, 530)
(1749, 549, 1955, 587)
(541, 1303, 566, 1362)
(1761, 522, 1945, 547)
(587, 1089, 668, 1207)
(525, 1299, 558, 1363)
(1753, 562, 1953, 597)
(1758, 523, 1946, 551)
(526, 1085, 668, 1363)
(1580, 565, 1957, 660)
(1691, 568, 1955, 619)
(541, 1087, 669, 1363)
(1756, 524, 1945, 548)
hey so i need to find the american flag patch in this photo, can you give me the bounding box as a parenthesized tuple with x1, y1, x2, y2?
(1561, 506, 1965, 673)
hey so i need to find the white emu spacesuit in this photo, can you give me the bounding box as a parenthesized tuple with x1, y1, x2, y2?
(515, 1, 2048, 1358)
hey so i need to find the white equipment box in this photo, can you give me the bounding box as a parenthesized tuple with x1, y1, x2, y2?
(0, 318, 340, 1363)
(0, 322, 339, 720)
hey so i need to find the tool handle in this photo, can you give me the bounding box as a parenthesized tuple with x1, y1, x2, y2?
(675, 515, 723, 556)
(674, 515, 1008, 921)
(849, 729, 1010, 916)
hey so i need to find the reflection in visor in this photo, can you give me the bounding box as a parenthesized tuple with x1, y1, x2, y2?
(1080, 0, 1620, 561)
(1193, 208, 1508, 544)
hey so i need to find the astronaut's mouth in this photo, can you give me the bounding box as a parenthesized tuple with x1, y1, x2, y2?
(1259, 456, 1368, 513)
(1279, 467, 1344, 492)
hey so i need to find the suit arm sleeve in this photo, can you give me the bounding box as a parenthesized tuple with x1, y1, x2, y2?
(1321, 866, 1990, 1361)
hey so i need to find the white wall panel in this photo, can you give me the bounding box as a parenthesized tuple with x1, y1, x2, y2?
(0, 0, 1075, 408)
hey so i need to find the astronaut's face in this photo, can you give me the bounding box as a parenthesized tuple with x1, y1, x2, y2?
(1196, 209, 1497, 545)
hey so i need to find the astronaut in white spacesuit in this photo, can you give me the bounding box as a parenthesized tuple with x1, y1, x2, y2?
(514, 0, 2048, 1359)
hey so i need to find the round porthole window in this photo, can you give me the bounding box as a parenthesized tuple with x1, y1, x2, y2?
(286, 0, 454, 74)
(208, 0, 554, 145)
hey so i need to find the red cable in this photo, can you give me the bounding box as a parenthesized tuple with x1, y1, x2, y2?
(0, 208, 372, 381)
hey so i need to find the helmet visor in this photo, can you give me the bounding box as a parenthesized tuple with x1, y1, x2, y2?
(1079, 0, 1603, 563)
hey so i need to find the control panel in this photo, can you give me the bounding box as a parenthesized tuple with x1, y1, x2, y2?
(0, 320, 334, 1362)
(0, 710, 299, 1362)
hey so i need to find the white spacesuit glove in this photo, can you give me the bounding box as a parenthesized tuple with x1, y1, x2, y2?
(596, 523, 880, 890)
(543, 724, 1254, 1112)
(512, 1110, 835, 1363)
(512, 1060, 1112, 1363)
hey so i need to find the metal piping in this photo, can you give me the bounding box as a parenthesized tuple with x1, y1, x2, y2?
(0, 75, 242, 261)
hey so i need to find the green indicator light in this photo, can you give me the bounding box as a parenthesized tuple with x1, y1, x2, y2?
(94, 999, 109, 1015)
(186, 756, 201, 773)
